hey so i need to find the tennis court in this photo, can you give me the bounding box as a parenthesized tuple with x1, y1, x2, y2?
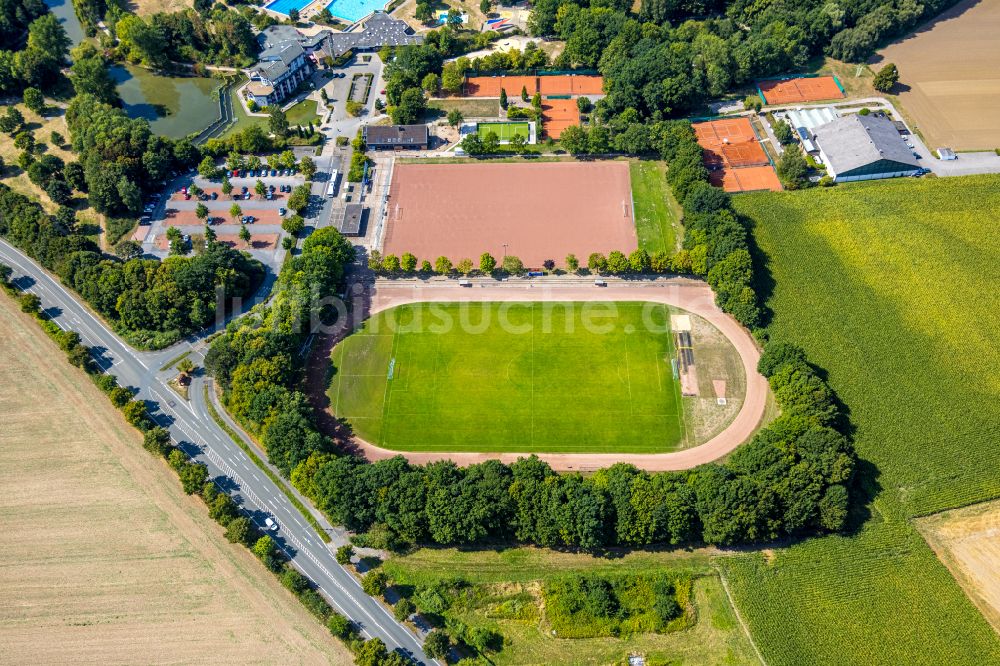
(709, 165, 782, 193)
(476, 122, 529, 141)
(464, 74, 604, 97)
(383, 161, 637, 267)
(758, 76, 844, 104)
(541, 98, 579, 139)
(693, 117, 780, 192)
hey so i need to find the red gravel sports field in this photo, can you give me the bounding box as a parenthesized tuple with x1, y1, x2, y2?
(382, 162, 637, 268)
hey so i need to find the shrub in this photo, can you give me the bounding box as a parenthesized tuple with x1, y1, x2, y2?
(327, 611, 353, 639)
(142, 426, 171, 457)
(298, 588, 333, 620)
(179, 461, 209, 495)
(758, 341, 808, 377)
(224, 516, 255, 546)
(335, 544, 354, 565)
(393, 597, 415, 621)
(362, 570, 388, 597)
(423, 629, 450, 659)
(501, 255, 523, 275)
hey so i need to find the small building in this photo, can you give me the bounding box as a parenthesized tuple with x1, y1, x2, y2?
(340, 204, 365, 236)
(938, 147, 957, 160)
(364, 124, 429, 151)
(813, 114, 921, 182)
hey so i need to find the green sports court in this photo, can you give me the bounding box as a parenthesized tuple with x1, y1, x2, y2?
(327, 302, 685, 453)
(475, 122, 530, 142)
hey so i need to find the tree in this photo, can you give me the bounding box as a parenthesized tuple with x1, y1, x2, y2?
(588, 252, 607, 273)
(744, 95, 762, 113)
(224, 516, 254, 546)
(565, 253, 579, 272)
(188, 183, 202, 200)
(394, 597, 415, 621)
(335, 544, 354, 565)
(401, 252, 417, 272)
(421, 72, 440, 94)
(269, 107, 289, 137)
(253, 535, 284, 571)
(521, 85, 529, 102)
(288, 7, 299, 22)
(576, 96, 592, 114)
(229, 203, 242, 223)
(0, 107, 24, 134)
(447, 109, 464, 127)
(424, 630, 450, 660)
(502, 254, 523, 274)
(255, 179, 266, 198)
(772, 119, 794, 145)
(531, 92, 542, 110)
(560, 125, 589, 154)
(299, 156, 316, 180)
(327, 612, 353, 639)
(382, 254, 401, 273)
(288, 184, 310, 213)
(434, 256, 453, 275)
(509, 133, 527, 154)
(607, 250, 629, 274)
(628, 249, 651, 273)
(142, 426, 171, 457)
(23, 87, 44, 114)
(456, 258, 473, 275)
(19, 292, 41, 314)
(873, 63, 899, 92)
(179, 461, 208, 494)
(239, 225, 251, 248)
(391, 87, 426, 125)
(420, 259, 432, 273)
(69, 53, 118, 104)
(177, 358, 195, 378)
(482, 130, 500, 154)
(205, 225, 217, 243)
(777, 148, 809, 189)
(198, 156, 218, 179)
(480, 0, 491, 14)
(282, 214, 305, 235)
(479, 252, 496, 274)
(362, 570, 388, 597)
(221, 176, 232, 195)
(115, 240, 143, 260)
(415, 1, 433, 22)
(196, 202, 209, 221)
(499, 87, 508, 109)
(355, 639, 389, 666)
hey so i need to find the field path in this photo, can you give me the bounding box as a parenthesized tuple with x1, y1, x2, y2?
(324, 278, 767, 472)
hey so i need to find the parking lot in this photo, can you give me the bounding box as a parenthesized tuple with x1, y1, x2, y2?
(137, 168, 308, 269)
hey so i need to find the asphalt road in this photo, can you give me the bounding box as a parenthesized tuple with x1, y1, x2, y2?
(0, 238, 434, 664)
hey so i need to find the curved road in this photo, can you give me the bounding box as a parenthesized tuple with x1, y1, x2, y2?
(342, 278, 769, 471)
(0, 239, 435, 665)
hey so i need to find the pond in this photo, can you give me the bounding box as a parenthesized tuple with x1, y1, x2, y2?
(44, 0, 85, 47)
(109, 65, 221, 139)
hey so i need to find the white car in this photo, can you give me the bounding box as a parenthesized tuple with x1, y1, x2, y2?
(264, 517, 278, 531)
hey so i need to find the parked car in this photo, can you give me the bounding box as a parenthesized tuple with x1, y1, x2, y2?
(269, 185, 275, 192)
(241, 185, 248, 193)
(279, 207, 286, 216)
(270, 169, 277, 177)
(264, 517, 278, 531)
(244, 192, 251, 199)
(210, 192, 218, 200)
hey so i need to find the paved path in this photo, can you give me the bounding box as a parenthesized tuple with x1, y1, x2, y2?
(335, 278, 768, 472)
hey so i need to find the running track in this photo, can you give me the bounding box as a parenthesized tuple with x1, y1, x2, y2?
(341, 278, 768, 472)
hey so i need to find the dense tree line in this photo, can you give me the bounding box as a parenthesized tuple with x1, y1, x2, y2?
(112, 6, 259, 68)
(0, 185, 264, 348)
(291, 336, 853, 551)
(0, 11, 71, 95)
(205, 228, 356, 476)
(66, 94, 200, 217)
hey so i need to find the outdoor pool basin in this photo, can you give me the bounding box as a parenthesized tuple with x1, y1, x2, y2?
(324, 0, 387, 22)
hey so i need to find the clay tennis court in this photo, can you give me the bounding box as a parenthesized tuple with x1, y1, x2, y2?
(382, 162, 636, 267)
(758, 76, 844, 104)
(541, 98, 579, 138)
(709, 165, 782, 193)
(464, 74, 603, 97)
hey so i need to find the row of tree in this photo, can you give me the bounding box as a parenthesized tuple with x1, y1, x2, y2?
(290, 338, 853, 551)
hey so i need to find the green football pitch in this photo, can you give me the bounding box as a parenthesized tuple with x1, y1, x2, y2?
(476, 122, 530, 141)
(327, 302, 685, 453)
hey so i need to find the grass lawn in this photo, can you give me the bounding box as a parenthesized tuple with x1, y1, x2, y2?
(630, 160, 682, 254)
(223, 92, 318, 138)
(384, 547, 760, 666)
(427, 97, 500, 118)
(718, 174, 1000, 665)
(285, 98, 320, 126)
(328, 302, 685, 453)
(476, 121, 529, 141)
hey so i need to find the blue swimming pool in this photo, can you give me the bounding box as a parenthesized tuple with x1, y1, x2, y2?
(265, 0, 309, 15)
(324, 0, 386, 22)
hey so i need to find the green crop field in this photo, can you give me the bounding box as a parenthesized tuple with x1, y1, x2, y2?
(476, 122, 530, 141)
(719, 175, 1000, 665)
(630, 161, 682, 254)
(328, 302, 685, 453)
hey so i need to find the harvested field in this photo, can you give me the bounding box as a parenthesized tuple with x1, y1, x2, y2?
(876, 0, 1000, 150)
(0, 297, 350, 665)
(382, 161, 636, 267)
(757, 76, 844, 104)
(540, 98, 579, 138)
(464, 74, 603, 97)
(918, 500, 1000, 633)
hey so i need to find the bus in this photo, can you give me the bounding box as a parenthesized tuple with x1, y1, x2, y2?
(327, 170, 339, 198)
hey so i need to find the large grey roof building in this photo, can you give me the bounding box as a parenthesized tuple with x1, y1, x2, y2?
(812, 114, 921, 182)
(323, 12, 423, 58)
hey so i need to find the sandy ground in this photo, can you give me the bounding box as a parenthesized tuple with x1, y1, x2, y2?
(875, 0, 1000, 150)
(127, 0, 191, 15)
(321, 279, 767, 472)
(383, 162, 637, 268)
(917, 500, 1000, 633)
(0, 296, 351, 665)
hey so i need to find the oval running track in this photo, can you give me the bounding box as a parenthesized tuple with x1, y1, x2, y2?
(340, 278, 769, 472)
